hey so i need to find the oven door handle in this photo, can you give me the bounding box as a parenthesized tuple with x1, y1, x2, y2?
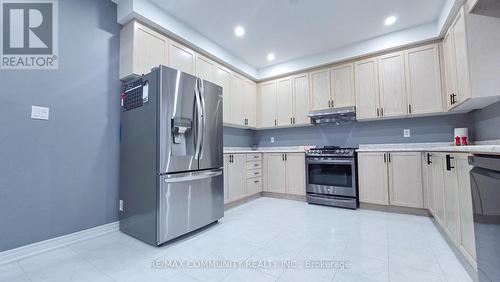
(306, 159, 354, 164)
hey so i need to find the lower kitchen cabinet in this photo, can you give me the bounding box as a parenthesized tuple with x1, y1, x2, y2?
(388, 152, 423, 208)
(443, 154, 461, 244)
(358, 153, 389, 205)
(424, 152, 477, 268)
(263, 153, 306, 195)
(226, 154, 247, 202)
(264, 153, 287, 193)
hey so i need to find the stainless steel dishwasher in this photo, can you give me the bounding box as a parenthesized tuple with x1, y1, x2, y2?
(469, 155, 500, 282)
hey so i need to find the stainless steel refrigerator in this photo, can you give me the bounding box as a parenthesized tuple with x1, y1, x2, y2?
(119, 65, 224, 246)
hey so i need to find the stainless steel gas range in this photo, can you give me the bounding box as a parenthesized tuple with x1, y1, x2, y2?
(305, 146, 358, 209)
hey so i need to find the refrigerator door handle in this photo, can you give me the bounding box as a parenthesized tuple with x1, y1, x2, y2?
(194, 79, 203, 160)
(198, 78, 206, 159)
(163, 169, 223, 183)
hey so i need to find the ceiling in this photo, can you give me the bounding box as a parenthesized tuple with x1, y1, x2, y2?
(150, 0, 446, 69)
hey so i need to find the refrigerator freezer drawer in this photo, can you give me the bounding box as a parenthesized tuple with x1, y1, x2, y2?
(158, 169, 224, 244)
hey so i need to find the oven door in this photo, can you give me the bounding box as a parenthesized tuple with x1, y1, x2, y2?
(306, 157, 356, 198)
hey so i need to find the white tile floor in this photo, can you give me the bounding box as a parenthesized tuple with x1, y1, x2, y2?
(1, 197, 473, 282)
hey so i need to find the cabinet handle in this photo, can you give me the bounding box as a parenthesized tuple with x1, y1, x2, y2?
(331, 100, 334, 108)
(408, 104, 412, 114)
(328, 100, 331, 108)
(254, 164, 258, 167)
(377, 108, 380, 117)
(384, 153, 387, 163)
(427, 153, 432, 165)
(388, 153, 391, 162)
(290, 117, 293, 124)
(381, 108, 384, 117)
(274, 119, 277, 126)
(254, 180, 260, 183)
(285, 154, 287, 161)
(446, 154, 455, 171)
(293, 117, 296, 124)
(254, 172, 259, 175)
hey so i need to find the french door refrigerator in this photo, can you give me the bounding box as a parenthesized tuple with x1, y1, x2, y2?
(119, 65, 224, 246)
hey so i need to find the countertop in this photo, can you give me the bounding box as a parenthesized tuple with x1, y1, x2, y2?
(224, 146, 309, 154)
(357, 142, 500, 155)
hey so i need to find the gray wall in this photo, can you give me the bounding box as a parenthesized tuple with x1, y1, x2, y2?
(255, 114, 472, 147)
(223, 127, 255, 147)
(471, 101, 500, 141)
(0, 0, 121, 252)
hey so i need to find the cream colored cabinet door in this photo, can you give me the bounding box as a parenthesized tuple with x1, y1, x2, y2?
(231, 74, 246, 126)
(456, 154, 477, 264)
(228, 154, 247, 201)
(451, 7, 471, 106)
(443, 30, 458, 110)
(358, 153, 389, 205)
(264, 153, 286, 193)
(168, 41, 195, 75)
(310, 69, 331, 111)
(378, 52, 408, 118)
(433, 153, 446, 227)
(120, 21, 169, 79)
(285, 153, 306, 195)
(388, 152, 424, 208)
(443, 154, 461, 244)
(423, 153, 436, 215)
(331, 63, 355, 108)
(404, 44, 443, 115)
(243, 79, 257, 128)
(259, 81, 278, 128)
(355, 58, 380, 120)
(223, 155, 230, 203)
(277, 77, 294, 126)
(292, 73, 311, 125)
(195, 54, 215, 82)
(215, 65, 232, 124)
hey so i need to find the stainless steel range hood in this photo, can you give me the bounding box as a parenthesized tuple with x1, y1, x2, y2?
(308, 106, 356, 124)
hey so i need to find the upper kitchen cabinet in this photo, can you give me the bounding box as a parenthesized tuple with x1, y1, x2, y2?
(195, 54, 216, 83)
(215, 65, 232, 124)
(443, 5, 500, 111)
(292, 73, 311, 125)
(330, 63, 355, 108)
(168, 41, 196, 75)
(230, 74, 246, 126)
(310, 69, 332, 111)
(120, 21, 169, 80)
(243, 79, 257, 127)
(355, 58, 380, 120)
(378, 51, 408, 118)
(404, 44, 444, 115)
(277, 77, 294, 126)
(258, 81, 278, 128)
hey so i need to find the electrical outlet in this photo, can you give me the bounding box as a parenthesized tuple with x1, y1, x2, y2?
(31, 105, 49, 120)
(271, 137, 275, 143)
(404, 129, 411, 138)
(119, 200, 124, 211)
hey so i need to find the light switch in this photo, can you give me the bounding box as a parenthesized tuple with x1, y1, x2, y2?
(404, 129, 411, 138)
(271, 137, 275, 143)
(31, 106, 49, 120)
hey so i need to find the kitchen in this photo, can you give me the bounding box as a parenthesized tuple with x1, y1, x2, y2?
(1, 0, 500, 281)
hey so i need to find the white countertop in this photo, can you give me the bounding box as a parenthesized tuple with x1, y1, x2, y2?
(224, 146, 309, 154)
(357, 142, 500, 155)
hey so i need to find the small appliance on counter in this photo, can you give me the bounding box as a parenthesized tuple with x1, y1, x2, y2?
(454, 127, 470, 146)
(305, 146, 358, 209)
(119, 65, 224, 246)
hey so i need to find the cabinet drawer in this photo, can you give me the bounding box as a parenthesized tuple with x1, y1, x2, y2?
(247, 177, 263, 194)
(247, 153, 262, 161)
(247, 161, 262, 170)
(247, 169, 262, 179)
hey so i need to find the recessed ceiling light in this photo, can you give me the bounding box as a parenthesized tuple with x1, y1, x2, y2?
(385, 16, 397, 26)
(267, 53, 275, 61)
(234, 26, 245, 37)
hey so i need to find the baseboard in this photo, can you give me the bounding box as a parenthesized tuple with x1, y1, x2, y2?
(262, 192, 308, 202)
(360, 202, 431, 217)
(0, 221, 119, 266)
(224, 193, 263, 210)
